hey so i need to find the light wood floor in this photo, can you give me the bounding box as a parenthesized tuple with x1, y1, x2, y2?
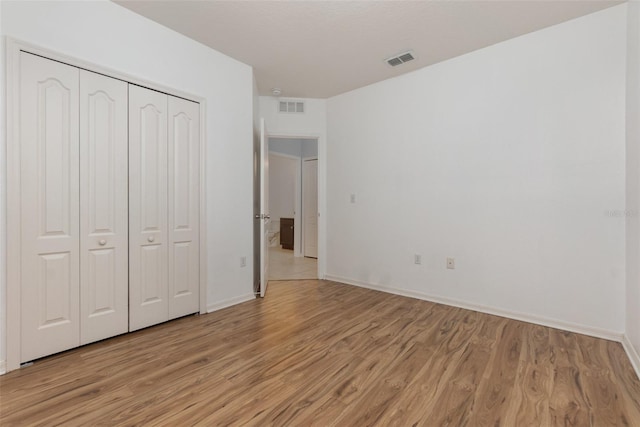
(1, 280, 639, 426)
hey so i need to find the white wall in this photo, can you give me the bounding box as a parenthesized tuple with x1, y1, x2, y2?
(326, 6, 627, 336)
(260, 96, 327, 275)
(1, 0, 255, 368)
(626, 1, 640, 372)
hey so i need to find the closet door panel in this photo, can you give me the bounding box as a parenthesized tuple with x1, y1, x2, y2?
(129, 85, 169, 331)
(79, 70, 129, 344)
(20, 53, 80, 362)
(168, 97, 200, 319)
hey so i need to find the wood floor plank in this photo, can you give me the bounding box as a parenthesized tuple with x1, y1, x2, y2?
(607, 341, 640, 424)
(575, 334, 631, 426)
(1, 280, 639, 426)
(420, 313, 504, 426)
(548, 329, 592, 426)
(502, 324, 553, 426)
(467, 319, 522, 426)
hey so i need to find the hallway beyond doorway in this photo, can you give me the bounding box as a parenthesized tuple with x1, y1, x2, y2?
(269, 246, 317, 280)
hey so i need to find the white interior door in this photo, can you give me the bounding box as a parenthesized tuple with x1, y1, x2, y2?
(260, 118, 270, 297)
(20, 52, 81, 362)
(79, 70, 129, 344)
(303, 159, 318, 258)
(129, 85, 169, 331)
(168, 96, 200, 319)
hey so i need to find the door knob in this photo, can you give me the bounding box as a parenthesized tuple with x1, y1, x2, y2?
(147, 236, 155, 243)
(99, 239, 107, 246)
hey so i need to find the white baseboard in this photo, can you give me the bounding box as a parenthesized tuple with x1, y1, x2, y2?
(622, 334, 640, 380)
(0, 359, 6, 375)
(324, 275, 623, 342)
(207, 293, 255, 313)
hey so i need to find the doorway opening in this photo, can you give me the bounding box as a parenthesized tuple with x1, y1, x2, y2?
(268, 137, 318, 280)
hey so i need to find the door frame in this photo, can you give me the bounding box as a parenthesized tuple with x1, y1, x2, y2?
(4, 38, 208, 372)
(263, 133, 321, 280)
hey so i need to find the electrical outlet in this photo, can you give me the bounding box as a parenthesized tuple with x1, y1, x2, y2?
(350, 193, 356, 204)
(414, 254, 422, 265)
(446, 257, 455, 269)
(240, 256, 247, 268)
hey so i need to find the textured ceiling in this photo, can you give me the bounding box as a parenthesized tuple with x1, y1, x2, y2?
(116, 0, 623, 98)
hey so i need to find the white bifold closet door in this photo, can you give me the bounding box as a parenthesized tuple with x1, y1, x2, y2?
(20, 53, 128, 362)
(167, 96, 200, 319)
(129, 85, 200, 331)
(79, 70, 129, 344)
(129, 85, 169, 331)
(20, 53, 81, 362)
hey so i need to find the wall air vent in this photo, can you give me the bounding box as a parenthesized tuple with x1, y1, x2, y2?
(386, 51, 415, 67)
(279, 100, 305, 114)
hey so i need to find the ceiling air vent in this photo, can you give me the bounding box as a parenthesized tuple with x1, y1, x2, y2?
(279, 100, 305, 114)
(386, 51, 415, 67)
